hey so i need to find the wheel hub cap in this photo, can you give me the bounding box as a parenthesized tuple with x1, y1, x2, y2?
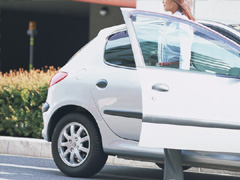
(58, 122, 90, 167)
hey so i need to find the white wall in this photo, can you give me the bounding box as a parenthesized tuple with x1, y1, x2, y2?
(137, 0, 240, 24)
(136, 0, 164, 13)
(194, 0, 240, 24)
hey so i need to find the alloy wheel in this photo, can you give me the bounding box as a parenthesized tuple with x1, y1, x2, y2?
(58, 122, 90, 167)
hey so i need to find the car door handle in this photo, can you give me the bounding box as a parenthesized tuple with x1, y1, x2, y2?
(152, 83, 169, 92)
(96, 79, 108, 89)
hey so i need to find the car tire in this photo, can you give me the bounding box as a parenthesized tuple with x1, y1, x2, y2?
(52, 113, 108, 177)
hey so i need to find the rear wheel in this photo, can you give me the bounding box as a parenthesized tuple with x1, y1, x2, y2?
(52, 113, 108, 177)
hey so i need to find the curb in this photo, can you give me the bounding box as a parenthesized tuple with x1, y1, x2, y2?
(0, 136, 52, 158)
(0, 136, 157, 168)
(1, 136, 240, 177)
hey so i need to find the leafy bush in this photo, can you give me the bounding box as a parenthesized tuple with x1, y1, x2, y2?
(0, 67, 58, 138)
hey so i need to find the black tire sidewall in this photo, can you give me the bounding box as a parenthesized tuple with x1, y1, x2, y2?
(52, 113, 107, 177)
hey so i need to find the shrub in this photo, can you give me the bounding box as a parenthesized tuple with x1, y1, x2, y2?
(0, 67, 58, 138)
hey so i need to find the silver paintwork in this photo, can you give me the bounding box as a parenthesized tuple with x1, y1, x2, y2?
(42, 18, 240, 171)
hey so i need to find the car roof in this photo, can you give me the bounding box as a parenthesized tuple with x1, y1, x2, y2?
(198, 20, 240, 36)
(98, 24, 126, 38)
(198, 20, 240, 45)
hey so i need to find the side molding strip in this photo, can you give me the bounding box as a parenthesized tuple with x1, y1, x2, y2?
(104, 110, 240, 130)
(144, 115, 240, 130)
(104, 110, 142, 119)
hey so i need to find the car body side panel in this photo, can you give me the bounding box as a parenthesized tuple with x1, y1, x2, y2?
(42, 38, 110, 141)
(88, 32, 142, 141)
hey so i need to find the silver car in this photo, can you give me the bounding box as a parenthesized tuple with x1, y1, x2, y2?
(42, 9, 240, 177)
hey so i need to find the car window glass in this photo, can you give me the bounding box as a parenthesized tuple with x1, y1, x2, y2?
(104, 31, 136, 68)
(132, 15, 193, 70)
(203, 24, 240, 45)
(131, 14, 240, 77)
(191, 30, 240, 76)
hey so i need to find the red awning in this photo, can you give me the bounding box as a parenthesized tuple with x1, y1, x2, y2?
(74, 0, 136, 8)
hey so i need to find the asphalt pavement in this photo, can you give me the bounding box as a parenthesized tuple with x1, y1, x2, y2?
(1, 154, 240, 180)
(0, 136, 240, 178)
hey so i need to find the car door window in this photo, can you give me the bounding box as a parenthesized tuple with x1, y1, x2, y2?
(131, 14, 240, 77)
(104, 31, 136, 68)
(191, 30, 240, 76)
(132, 15, 193, 70)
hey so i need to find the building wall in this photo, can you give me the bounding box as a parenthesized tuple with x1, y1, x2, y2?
(137, 0, 163, 13)
(0, 1, 127, 72)
(194, 0, 240, 24)
(1, 9, 89, 72)
(89, 4, 124, 40)
(137, 0, 240, 24)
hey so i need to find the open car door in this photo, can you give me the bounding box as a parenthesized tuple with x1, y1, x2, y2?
(122, 8, 240, 153)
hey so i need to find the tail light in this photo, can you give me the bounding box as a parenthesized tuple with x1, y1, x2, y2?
(49, 72, 68, 88)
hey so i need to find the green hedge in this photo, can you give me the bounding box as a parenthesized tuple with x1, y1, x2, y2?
(0, 68, 57, 138)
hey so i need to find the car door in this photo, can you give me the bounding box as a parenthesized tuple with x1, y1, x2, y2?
(122, 8, 240, 153)
(89, 29, 142, 141)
